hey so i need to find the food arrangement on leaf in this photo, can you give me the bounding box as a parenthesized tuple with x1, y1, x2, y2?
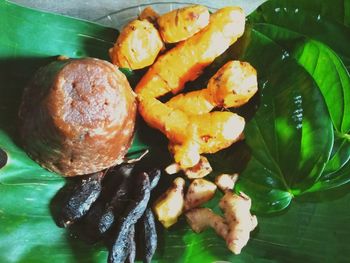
(0, 0, 350, 263)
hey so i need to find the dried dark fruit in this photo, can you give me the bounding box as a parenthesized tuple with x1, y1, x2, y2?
(127, 224, 136, 263)
(99, 174, 131, 234)
(97, 163, 136, 234)
(149, 168, 161, 190)
(58, 171, 104, 227)
(137, 208, 157, 263)
(108, 172, 151, 263)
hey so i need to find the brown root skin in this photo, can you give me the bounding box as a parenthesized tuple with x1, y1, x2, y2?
(215, 173, 239, 192)
(184, 178, 217, 211)
(219, 192, 258, 254)
(186, 192, 257, 255)
(185, 207, 228, 238)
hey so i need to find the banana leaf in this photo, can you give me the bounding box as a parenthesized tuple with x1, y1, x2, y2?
(0, 0, 350, 263)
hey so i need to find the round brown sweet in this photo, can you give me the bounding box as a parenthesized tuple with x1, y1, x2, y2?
(19, 58, 136, 176)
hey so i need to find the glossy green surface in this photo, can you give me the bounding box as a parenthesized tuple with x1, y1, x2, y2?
(0, 0, 350, 262)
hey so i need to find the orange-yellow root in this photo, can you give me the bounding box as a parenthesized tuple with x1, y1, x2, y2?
(166, 61, 258, 114)
(109, 19, 163, 70)
(169, 111, 245, 168)
(135, 7, 245, 98)
(136, 7, 247, 168)
(139, 6, 160, 24)
(157, 5, 210, 43)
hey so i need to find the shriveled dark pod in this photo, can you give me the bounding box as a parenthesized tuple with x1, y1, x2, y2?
(78, 163, 136, 239)
(99, 163, 138, 233)
(98, 174, 131, 234)
(108, 172, 151, 263)
(58, 171, 104, 227)
(148, 168, 161, 190)
(137, 208, 158, 263)
(127, 224, 136, 263)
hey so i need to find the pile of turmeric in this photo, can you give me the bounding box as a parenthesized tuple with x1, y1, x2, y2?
(110, 5, 258, 169)
(132, 6, 257, 169)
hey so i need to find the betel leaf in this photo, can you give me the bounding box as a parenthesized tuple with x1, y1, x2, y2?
(289, 40, 350, 190)
(250, 22, 350, 191)
(249, 0, 350, 69)
(251, 23, 350, 134)
(233, 28, 334, 212)
(251, 0, 350, 27)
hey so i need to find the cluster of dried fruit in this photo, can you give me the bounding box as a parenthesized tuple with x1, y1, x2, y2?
(57, 162, 160, 263)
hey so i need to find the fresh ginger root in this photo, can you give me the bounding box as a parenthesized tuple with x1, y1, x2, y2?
(186, 207, 228, 238)
(184, 178, 217, 210)
(165, 156, 213, 179)
(219, 192, 258, 254)
(185, 192, 257, 255)
(153, 177, 185, 228)
(215, 173, 239, 192)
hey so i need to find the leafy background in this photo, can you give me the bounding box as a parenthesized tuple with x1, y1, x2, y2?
(0, 0, 350, 262)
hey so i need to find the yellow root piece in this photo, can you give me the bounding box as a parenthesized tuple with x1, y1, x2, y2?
(167, 111, 245, 168)
(166, 61, 258, 114)
(153, 177, 185, 228)
(139, 6, 160, 24)
(135, 7, 245, 98)
(109, 19, 163, 69)
(157, 5, 210, 43)
(136, 7, 249, 168)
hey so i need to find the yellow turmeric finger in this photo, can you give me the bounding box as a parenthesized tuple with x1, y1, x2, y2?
(165, 89, 214, 115)
(193, 111, 245, 153)
(135, 7, 247, 169)
(136, 7, 245, 98)
(169, 111, 245, 168)
(139, 6, 159, 24)
(157, 5, 210, 43)
(165, 61, 258, 114)
(208, 61, 258, 108)
(109, 19, 163, 70)
(138, 97, 189, 144)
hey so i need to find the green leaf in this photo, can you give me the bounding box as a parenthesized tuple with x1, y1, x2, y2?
(322, 135, 350, 177)
(249, 22, 350, 191)
(252, 24, 350, 134)
(249, 0, 350, 69)
(231, 28, 333, 212)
